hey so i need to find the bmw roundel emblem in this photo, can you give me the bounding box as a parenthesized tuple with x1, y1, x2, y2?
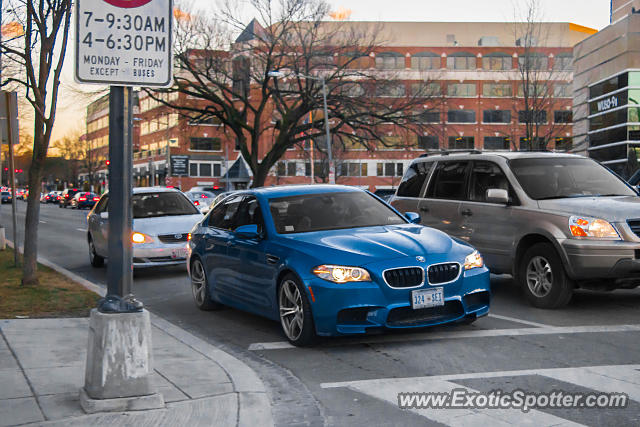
(416, 256, 425, 263)
(175, 234, 183, 240)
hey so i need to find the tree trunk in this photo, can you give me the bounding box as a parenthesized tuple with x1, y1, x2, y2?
(22, 123, 46, 286)
(251, 163, 271, 188)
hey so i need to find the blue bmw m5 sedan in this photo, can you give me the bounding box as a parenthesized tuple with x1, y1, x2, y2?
(187, 185, 490, 346)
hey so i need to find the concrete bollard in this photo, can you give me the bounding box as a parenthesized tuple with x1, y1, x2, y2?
(80, 308, 164, 413)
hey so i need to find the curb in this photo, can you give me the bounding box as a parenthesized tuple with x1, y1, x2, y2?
(3, 241, 274, 426)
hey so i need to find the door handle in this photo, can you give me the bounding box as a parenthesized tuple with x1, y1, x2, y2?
(461, 209, 473, 217)
(266, 254, 279, 265)
(420, 206, 430, 212)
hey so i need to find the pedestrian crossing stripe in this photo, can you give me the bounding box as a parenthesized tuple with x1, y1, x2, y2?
(321, 364, 640, 427)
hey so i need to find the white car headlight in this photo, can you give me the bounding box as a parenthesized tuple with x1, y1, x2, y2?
(312, 265, 371, 283)
(132, 232, 154, 244)
(464, 251, 484, 270)
(569, 216, 620, 240)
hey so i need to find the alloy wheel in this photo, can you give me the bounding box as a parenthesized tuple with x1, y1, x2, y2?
(279, 280, 304, 341)
(191, 260, 207, 306)
(526, 256, 553, 298)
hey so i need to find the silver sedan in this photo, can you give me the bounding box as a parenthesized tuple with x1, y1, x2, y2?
(87, 187, 203, 269)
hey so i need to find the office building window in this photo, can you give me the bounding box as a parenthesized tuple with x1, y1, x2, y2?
(519, 137, 546, 150)
(483, 83, 512, 97)
(411, 52, 440, 70)
(339, 162, 368, 177)
(189, 162, 222, 177)
(553, 54, 573, 70)
(484, 136, 511, 150)
(554, 83, 571, 98)
(448, 136, 475, 149)
(555, 137, 573, 151)
(518, 54, 548, 70)
(447, 110, 476, 123)
(376, 162, 404, 177)
(448, 83, 476, 97)
(482, 54, 512, 70)
(375, 52, 404, 70)
(418, 135, 439, 150)
(554, 110, 573, 123)
(416, 111, 441, 123)
(190, 137, 222, 151)
(411, 82, 441, 97)
(277, 161, 298, 176)
(376, 82, 406, 97)
(446, 53, 476, 70)
(483, 110, 511, 123)
(518, 110, 547, 124)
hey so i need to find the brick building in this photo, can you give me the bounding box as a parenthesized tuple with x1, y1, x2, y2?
(83, 21, 594, 191)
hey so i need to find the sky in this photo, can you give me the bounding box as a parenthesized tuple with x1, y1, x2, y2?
(49, 0, 612, 144)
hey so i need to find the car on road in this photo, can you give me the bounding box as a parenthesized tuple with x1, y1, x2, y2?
(184, 190, 216, 214)
(1, 191, 12, 204)
(41, 191, 57, 203)
(390, 151, 640, 309)
(59, 188, 80, 208)
(187, 185, 490, 346)
(87, 187, 203, 269)
(71, 192, 99, 209)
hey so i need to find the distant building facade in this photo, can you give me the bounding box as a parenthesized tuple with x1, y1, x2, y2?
(83, 21, 594, 191)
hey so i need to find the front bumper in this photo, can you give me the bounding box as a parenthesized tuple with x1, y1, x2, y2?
(302, 266, 490, 336)
(560, 238, 640, 282)
(132, 242, 188, 268)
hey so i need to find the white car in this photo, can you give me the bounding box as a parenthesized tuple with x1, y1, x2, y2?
(87, 187, 203, 269)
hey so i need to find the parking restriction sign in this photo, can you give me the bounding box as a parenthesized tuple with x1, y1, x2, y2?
(75, 0, 173, 86)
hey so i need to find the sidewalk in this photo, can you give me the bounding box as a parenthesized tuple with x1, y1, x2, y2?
(0, 313, 273, 426)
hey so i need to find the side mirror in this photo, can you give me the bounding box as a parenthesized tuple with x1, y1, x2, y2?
(486, 188, 509, 205)
(404, 212, 421, 224)
(100, 212, 108, 220)
(235, 224, 260, 239)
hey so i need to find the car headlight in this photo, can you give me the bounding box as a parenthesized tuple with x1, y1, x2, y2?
(464, 251, 484, 270)
(312, 265, 371, 283)
(569, 216, 620, 240)
(132, 232, 154, 244)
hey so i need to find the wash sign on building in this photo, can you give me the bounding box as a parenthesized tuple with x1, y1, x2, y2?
(75, 0, 172, 87)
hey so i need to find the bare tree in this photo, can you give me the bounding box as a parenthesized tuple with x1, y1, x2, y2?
(511, 0, 572, 151)
(1, 0, 72, 285)
(52, 128, 84, 186)
(150, 0, 437, 187)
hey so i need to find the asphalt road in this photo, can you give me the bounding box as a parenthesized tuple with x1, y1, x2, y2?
(2, 202, 640, 426)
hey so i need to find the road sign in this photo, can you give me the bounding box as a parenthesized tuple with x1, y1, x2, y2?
(170, 155, 189, 176)
(75, 0, 173, 87)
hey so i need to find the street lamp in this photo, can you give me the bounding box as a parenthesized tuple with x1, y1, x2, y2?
(267, 70, 335, 184)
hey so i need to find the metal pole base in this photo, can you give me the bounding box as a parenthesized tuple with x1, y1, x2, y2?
(81, 309, 163, 413)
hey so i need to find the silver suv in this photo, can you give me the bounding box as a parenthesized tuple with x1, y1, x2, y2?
(390, 151, 640, 308)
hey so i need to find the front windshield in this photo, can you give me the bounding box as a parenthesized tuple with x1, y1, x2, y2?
(132, 192, 199, 218)
(510, 157, 636, 200)
(269, 191, 406, 234)
(187, 191, 214, 200)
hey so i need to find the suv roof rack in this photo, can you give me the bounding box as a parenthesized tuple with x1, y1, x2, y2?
(419, 149, 482, 158)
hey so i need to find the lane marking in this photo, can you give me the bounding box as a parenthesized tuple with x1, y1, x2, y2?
(39, 220, 47, 224)
(247, 324, 640, 351)
(76, 228, 87, 232)
(320, 365, 640, 426)
(487, 313, 552, 328)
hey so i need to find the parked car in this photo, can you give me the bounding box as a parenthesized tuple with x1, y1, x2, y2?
(59, 188, 80, 208)
(374, 188, 396, 202)
(391, 151, 640, 309)
(184, 191, 216, 213)
(87, 187, 203, 269)
(41, 191, 57, 203)
(627, 168, 640, 192)
(0, 191, 12, 204)
(210, 191, 235, 207)
(188, 186, 227, 197)
(187, 185, 490, 346)
(71, 192, 100, 209)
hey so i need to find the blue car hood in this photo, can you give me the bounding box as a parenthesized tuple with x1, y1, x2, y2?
(279, 224, 458, 265)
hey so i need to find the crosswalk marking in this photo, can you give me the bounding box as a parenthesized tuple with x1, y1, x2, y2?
(248, 324, 640, 351)
(321, 364, 640, 427)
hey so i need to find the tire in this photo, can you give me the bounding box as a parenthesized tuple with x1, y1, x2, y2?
(190, 258, 222, 310)
(519, 242, 573, 309)
(88, 236, 104, 268)
(278, 274, 316, 346)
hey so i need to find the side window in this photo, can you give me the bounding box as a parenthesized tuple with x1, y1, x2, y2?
(397, 161, 433, 198)
(469, 161, 512, 202)
(94, 196, 108, 214)
(208, 195, 242, 230)
(233, 196, 265, 233)
(426, 161, 470, 200)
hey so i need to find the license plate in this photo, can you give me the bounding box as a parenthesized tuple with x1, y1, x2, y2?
(171, 248, 188, 259)
(411, 287, 444, 309)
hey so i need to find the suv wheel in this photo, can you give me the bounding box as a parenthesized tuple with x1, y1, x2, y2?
(519, 242, 573, 309)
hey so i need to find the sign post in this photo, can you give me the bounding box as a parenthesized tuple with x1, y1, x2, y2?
(75, 0, 171, 413)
